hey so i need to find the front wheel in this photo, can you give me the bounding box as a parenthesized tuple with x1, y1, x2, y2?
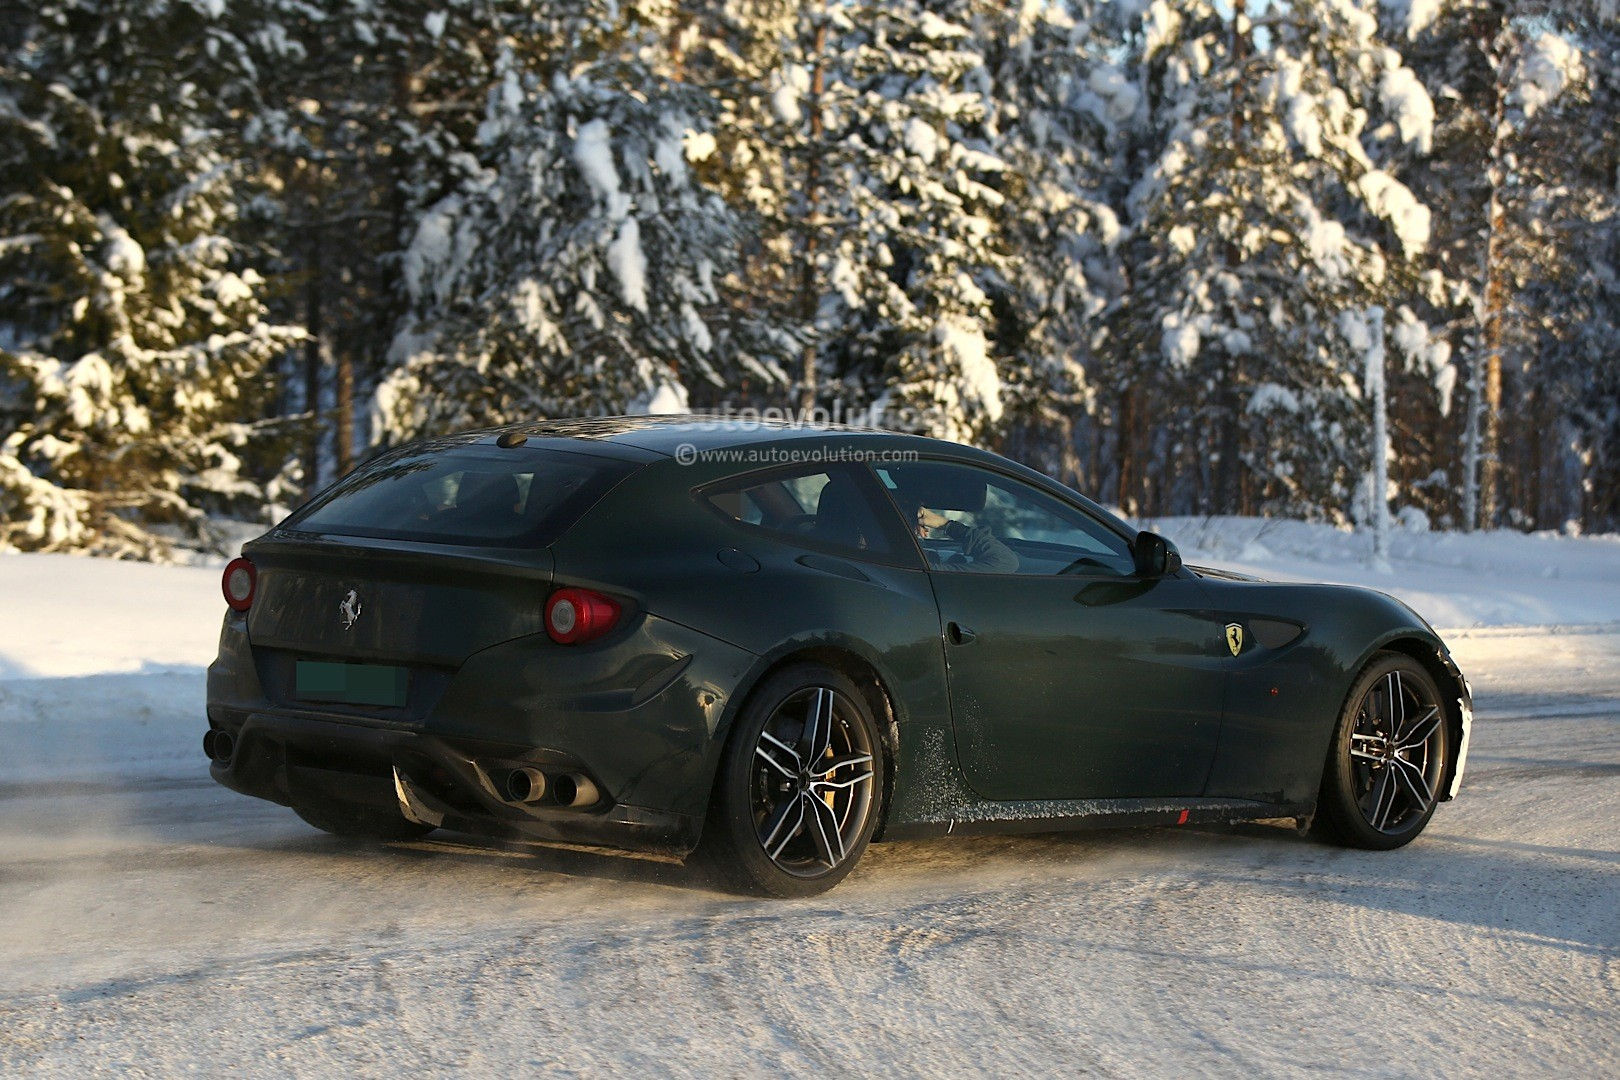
(1315, 652, 1450, 850)
(696, 663, 884, 897)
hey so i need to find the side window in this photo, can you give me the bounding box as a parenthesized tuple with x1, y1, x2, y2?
(703, 466, 906, 559)
(874, 461, 1135, 576)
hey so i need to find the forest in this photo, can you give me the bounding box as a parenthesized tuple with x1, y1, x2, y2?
(1, 0, 1617, 557)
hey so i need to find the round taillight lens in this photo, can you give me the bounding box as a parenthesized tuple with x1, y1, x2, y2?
(545, 587, 620, 645)
(222, 557, 256, 612)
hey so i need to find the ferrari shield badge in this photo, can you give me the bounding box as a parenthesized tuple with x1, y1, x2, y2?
(1225, 623, 1244, 656)
(339, 589, 362, 631)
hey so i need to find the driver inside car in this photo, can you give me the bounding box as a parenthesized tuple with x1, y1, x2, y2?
(898, 496, 1018, 573)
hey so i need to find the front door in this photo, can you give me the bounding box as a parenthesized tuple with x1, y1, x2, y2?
(873, 460, 1228, 802)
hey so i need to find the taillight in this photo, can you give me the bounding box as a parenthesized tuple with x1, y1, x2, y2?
(222, 557, 256, 611)
(545, 587, 621, 645)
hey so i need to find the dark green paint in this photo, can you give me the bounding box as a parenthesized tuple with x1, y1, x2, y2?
(205, 417, 1470, 857)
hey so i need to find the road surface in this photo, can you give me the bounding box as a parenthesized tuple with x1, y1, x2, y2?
(1, 628, 1616, 1075)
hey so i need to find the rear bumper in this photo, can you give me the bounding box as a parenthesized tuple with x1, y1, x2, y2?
(211, 709, 702, 855)
(206, 607, 757, 857)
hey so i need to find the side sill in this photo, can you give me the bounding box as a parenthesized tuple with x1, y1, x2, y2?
(879, 796, 1311, 842)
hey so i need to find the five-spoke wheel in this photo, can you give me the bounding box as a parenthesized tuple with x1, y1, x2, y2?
(697, 663, 884, 896)
(1316, 653, 1450, 849)
(751, 686, 876, 875)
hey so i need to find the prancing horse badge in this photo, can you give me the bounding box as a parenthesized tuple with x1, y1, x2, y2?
(339, 589, 362, 631)
(1225, 623, 1244, 656)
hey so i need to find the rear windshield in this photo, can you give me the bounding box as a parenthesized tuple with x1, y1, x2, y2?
(283, 443, 637, 547)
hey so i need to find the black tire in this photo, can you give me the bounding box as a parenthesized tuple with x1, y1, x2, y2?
(1315, 652, 1450, 850)
(695, 662, 885, 898)
(292, 799, 437, 842)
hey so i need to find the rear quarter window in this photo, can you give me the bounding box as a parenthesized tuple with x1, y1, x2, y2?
(283, 444, 637, 547)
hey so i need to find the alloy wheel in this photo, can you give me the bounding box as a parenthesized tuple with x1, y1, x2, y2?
(1348, 669, 1445, 834)
(749, 686, 876, 877)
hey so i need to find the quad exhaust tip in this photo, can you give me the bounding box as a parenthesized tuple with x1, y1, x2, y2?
(502, 767, 598, 808)
(553, 772, 599, 809)
(203, 729, 235, 763)
(504, 767, 547, 804)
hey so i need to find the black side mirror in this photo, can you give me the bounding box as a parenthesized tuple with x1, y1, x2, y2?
(1133, 530, 1183, 578)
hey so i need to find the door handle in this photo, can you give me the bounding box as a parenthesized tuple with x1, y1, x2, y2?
(947, 622, 977, 646)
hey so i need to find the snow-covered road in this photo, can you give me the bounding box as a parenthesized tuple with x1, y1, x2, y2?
(0, 635, 1615, 1074)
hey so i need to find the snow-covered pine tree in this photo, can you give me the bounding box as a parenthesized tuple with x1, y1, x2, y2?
(812, 0, 1014, 444)
(1386, 0, 1593, 529)
(1507, 2, 1619, 529)
(1120, 0, 1438, 520)
(971, 0, 1134, 487)
(0, 0, 301, 556)
(235, 0, 540, 490)
(376, 42, 774, 439)
(676, 0, 816, 410)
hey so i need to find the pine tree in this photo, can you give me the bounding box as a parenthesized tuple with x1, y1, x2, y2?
(376, 42, 772, 438)
(1389, 0, 1594, 529)
(972, 0, 1134, 486)
(811, 0, 1014, 444)
(0, 0, 301, 555)
(1118, 0, 1439, 520)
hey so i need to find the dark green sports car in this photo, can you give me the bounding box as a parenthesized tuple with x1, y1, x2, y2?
(205, 417, 1472, 896)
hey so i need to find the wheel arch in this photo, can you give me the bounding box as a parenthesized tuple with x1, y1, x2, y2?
(710, 639, 904, 841)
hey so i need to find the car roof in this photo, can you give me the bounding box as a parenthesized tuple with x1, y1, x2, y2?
(487, 414, 911, 455)
(462, 415, 1137, 540)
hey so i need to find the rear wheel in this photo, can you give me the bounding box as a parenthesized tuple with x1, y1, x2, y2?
(1315, 652, 1450, 850)
(292, 799, 436, 842)
(696, 663, 884, 897)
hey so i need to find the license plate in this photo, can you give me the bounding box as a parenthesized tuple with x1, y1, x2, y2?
(295, 660, 409, 707)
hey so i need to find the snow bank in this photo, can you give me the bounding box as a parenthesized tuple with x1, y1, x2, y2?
(0, 554, 222, 680)
(1142, 516, 1620, 630)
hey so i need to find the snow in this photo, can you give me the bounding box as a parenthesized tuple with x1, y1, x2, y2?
(937, 316, 1002, 425)
(1381, 0, 1444, 40)
(627, 379, 689, 415)
(1302, 210, 1348, 279)
(99, 219, 146, 281)
(1357, 169, 1431, 255)
(606, 217, 649, 313)
(0, 555, 219, 679)
(683, 130, 717, 163)
(1248, 382, 1301, 415)
(1380, 63, 1434, 153)
(571, 119, 622, 202)
(1143, 516, 1620, 630)
(1514, 32, 1583, 119)
(1160, 311, 1200, 367)
(1, 546, 1618, 1073)
(402, 197, 459, 304)
(771, 64, 809, 126)
(903, 118, 940, 165)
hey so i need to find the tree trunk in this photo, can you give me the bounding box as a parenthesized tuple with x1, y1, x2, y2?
(335, 350, 354, 476)
(1463, 7, 1513, 532)
(1117, 386, 1136, 515)
(303, 225, 324, 491)
(1366, 307, 1390, 567)
(797, 17, 828, 418)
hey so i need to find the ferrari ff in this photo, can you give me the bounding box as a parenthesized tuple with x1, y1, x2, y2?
(205, 417, 1472, 896)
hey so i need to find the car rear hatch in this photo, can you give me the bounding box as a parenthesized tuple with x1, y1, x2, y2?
(246, 535, 557, 667)
(240, 439, 641, 715)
